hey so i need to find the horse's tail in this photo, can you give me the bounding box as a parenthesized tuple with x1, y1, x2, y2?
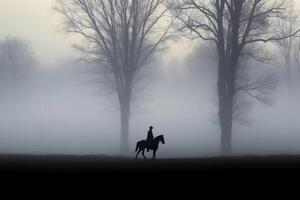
(135, 142, 139, 152)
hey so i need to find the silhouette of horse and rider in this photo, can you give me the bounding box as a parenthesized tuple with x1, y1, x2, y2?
(135, 126, 165, 160)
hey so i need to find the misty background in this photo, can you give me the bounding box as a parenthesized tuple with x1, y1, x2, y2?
(0, 0, 299, 157)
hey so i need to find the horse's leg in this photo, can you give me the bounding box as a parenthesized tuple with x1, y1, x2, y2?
(142, 149, 147, 160)
(135, 149, 142, 160)
(152, 149, 157, 160)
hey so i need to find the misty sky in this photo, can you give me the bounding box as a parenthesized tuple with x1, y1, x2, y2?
(0, 0, 299, 157)
(0, 0, 193, 67)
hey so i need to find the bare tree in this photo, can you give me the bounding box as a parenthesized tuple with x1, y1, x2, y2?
(295, 42, 300, 74)
(169, 0, 300, 155)
(0, 37, 35, 87)
(56, 0, 173, 153)
(276, 0, 299, 91)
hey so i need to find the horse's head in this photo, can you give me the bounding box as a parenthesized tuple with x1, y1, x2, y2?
(158, 135, 165, 144)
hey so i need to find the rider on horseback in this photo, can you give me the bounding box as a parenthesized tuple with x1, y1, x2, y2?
(146, 126, 154, 152)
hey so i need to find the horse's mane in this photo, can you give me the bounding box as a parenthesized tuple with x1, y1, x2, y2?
(155, 135, 164, 140)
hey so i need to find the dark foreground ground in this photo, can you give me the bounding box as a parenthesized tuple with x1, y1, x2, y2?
(1, 155, 300, 172)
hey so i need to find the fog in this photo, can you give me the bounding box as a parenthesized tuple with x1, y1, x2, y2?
(0, 0, 299, 158)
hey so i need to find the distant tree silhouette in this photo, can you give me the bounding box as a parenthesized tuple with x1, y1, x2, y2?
(0, 37, 35, 88)
(56, 0, 174, 154)
(169, 0, 300, 155)
(276, 0, 300, 92)
(295, 43, 300, 75)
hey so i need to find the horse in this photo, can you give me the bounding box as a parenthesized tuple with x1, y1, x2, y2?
(135, 135, 165, 160)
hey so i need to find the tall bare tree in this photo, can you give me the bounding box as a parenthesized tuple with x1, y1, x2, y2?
(276, 0, 299, 91)
(0, 37, 35, 87)
(170, 0, 300, 155)
(295, 42, 300, 74)
(56, 0, 173, 153)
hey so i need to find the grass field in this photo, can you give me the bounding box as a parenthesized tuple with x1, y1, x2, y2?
(0, 154, 300, 172)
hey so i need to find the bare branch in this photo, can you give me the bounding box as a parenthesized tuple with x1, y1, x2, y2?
(56, 0, 173, 98)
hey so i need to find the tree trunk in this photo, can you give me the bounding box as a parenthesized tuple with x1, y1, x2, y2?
(286, 56, 293, 93)
(219, 107, 233, 156)
(218, 74, 234, 155)
(218, 76, 234, 156)
(218, 60, 237, 156)
(120, 93, 131, 154)
(217, 56, 233, 155)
